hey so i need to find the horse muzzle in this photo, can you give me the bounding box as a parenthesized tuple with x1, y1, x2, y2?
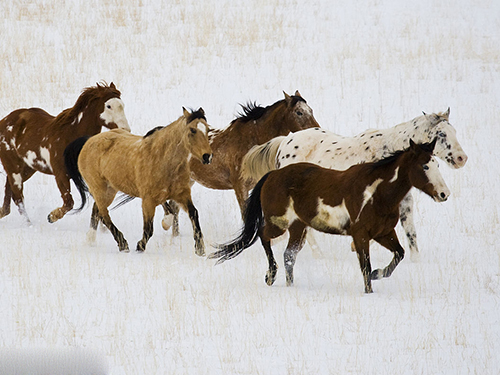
(202, 153, 213, 165)
(434, 190, 450, 202)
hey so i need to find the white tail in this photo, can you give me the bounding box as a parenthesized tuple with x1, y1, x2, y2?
(241, 136, 285, 182)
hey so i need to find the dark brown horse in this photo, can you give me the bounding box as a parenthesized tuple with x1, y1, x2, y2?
(0, 82, 129, 224)
(64, 108, 212, 255)
(162, 91, 320, 235)
(210, 139, 450, 293)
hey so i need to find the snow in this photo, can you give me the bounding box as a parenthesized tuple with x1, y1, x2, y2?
(0, 0, 499, 373)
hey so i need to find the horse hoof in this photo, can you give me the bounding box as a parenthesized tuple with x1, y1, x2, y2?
(195, 249, 205, 257)
(47, 213, 56, 223)
(161, 215, 173, 231)
(371, 269, 384, 280)
(265, 270, 277, 286)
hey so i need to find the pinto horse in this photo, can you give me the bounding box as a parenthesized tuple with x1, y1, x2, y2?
(210, 139, 450, 294)
(242, 109, 467, 260)
(0, 82, 130, 224)
(64, 108, 212, 255)
(161, 91, 320, 236)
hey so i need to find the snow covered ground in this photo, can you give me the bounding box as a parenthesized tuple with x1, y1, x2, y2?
(0, 0, 499, 373)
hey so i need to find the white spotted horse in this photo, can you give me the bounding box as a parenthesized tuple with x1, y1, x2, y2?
(241, 109, 467, 261)
(211, 140, 450, 293)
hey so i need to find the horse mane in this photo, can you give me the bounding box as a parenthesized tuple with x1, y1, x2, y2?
(233, 95, 307, 124)
(186, 108, 206, 123)
(367, 140, 436, 170)
(143, 126, 164, 138)
(53, 82, 121, 127)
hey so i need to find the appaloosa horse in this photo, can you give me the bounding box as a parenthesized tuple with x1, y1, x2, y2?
(0, 82, 129, 224)
(242, 109, 467, 260)
(64, 108, 212, 255)
(162, 91, 320, 235)
(210, 140, 450, 293)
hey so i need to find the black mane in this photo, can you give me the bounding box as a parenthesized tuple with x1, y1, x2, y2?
(187, 108, 206, 123)
(368, 140, 436, 170)
(234, 95, 307, 123)
(143, 126, 164, 138)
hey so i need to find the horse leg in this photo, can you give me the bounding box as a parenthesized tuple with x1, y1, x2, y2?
(86, 202, 100, 245)
(48, 174, 74, 223)
(177, 197, 205, 256)
(93, 188, 129, 252)
(284, 220, 308, 286)
(352, 233, 373, 293)
(136, 200, 156, 253)
(399, 192, 419, 262)
(161, 200, 180, 237)
(0, 179, 12, 219)
(7, 168, 35, 225)
(261, 238, 278, 286)
(371, 229, 405, 280)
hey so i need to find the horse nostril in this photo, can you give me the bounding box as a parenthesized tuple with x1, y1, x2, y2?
(457, 156, 463, 162)
(202, 154, 212, 164)
(440, 192, 447, 200)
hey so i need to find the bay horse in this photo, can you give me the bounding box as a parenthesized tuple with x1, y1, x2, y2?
(161, 91, 320, 236)
(64, 108, 212, 255)
(0, 82, 130, 224)
(241, 109, 467, 260)
(210, 139, 450, 294)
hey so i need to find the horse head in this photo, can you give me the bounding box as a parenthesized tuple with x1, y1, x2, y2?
(282, 91, 320, 132)
(421, 108, 467, 169)
(183, 107, 213, 165)
(96, 82, 130, 132)
(407, 139, 450, 202)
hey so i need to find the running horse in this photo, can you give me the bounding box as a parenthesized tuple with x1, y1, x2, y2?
(64, 108, 212, 255)
(210, 139, 450, 293)
(0, 82, 130, 224)
(242, 109, 467, 260)
(162, 91, 320, 235)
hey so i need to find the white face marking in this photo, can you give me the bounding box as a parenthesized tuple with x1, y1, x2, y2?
(424, 157, 450, 202)
(100, 98, 130, 131)
(311, 198, 350, 233)
(295, 101, 313, 117)
(197, 122, 207, 135)
(12, 173, 22, 189)
(389, 167, 399, 183)
(78, 112, 84, 123)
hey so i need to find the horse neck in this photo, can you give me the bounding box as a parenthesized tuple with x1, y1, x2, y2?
(389, 116, 435, 148)
(53, 99, 104, 137)
(247, 101, 289, 144)
(153, 118, 190, 160)
(370, 153, 414, 207)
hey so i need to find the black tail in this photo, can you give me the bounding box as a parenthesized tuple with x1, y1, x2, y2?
(64, 136, 90, 211)
(208, 173, 271, 264)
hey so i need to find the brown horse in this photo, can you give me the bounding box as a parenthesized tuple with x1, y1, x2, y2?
(209, 139, 450, 293)
(163, 91, 320, 235)
(0, 82, 129, 224)
(64, 108, 212, 255)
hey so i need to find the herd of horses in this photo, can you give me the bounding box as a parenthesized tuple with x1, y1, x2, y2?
(0, 82, 468, 293)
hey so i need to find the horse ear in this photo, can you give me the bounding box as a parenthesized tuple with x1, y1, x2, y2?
(198, 107, 205, 115)
(409, 139, 416, 149)
(443, 107, 450, 119)
(182, 107, 190, 117)
(283, 91, 291, 103)
(429, 137, 437, 151)
(423, 112, 441, 126)
(294, 90, 302, 97)
(110, 82, 116, 89)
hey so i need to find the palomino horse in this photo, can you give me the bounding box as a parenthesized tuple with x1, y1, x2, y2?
(210, 140, 450, 294)
(241, 109, 467, 260)
(64, 108, 212, 255)
(0, 82, 129, 224)
(162, 91, 320, 236)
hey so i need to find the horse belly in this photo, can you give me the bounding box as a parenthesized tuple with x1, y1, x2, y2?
(309, 198, 350, 235)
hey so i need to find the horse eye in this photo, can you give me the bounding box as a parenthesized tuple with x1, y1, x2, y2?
(107, 105, 111, 109)
(438, 131, 446, 137)
(296, 111, 303, 116)
(190, 128, 197, 134)
(423, 165, 429, 170)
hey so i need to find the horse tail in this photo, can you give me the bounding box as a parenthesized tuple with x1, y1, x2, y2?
(64, 136, 90, 211)
(209, 172, 271, 264)
(241, 136, 285, 183)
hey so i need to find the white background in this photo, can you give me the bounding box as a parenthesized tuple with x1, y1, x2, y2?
(0, 0, 499, 373)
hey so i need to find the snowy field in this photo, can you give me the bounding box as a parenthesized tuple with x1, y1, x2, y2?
(1, 0, 499, 373)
